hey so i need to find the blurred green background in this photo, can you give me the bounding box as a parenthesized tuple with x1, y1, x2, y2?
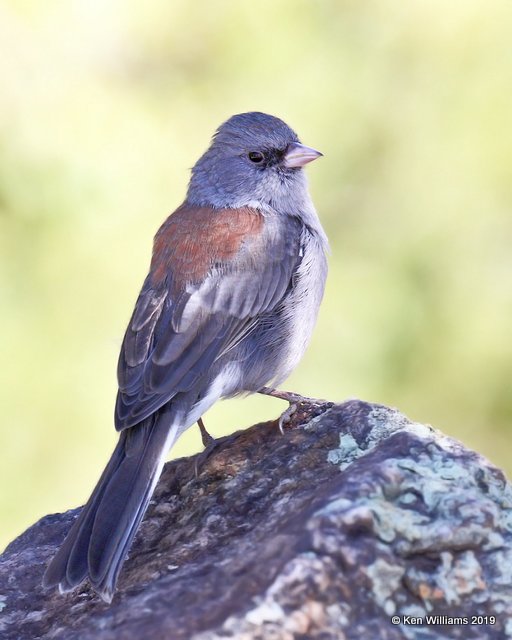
(1, 0, 512, 551)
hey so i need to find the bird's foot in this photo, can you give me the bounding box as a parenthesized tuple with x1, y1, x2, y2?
(194, 439, 222, 478)
(258, 387, 333, 432)
(277, 402, 297, 434)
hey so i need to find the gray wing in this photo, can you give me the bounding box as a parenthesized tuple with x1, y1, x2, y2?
(115, 215, 304, 430)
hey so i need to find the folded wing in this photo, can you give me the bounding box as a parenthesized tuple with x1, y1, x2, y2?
(115, 204, 303, 430)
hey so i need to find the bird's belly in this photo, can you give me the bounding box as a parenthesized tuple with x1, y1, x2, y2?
(272, 240, 327, 383)
(235, 232, 327, 392)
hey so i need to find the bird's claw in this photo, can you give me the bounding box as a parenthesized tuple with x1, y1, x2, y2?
(258, 386, 333, 434)
(194, 439, 219, 478)
(277, 402, 297, 434)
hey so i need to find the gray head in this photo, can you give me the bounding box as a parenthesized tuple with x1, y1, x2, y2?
(187, 112, 322, 217)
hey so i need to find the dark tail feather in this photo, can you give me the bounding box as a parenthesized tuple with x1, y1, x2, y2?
(43, 411, 177, 602)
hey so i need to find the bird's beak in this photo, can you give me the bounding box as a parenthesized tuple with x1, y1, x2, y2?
(283, 142, 323, 168)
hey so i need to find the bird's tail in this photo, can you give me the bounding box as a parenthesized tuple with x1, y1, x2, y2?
(43, 410, 178, 603)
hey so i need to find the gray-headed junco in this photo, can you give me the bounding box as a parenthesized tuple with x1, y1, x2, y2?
(43, 112, 328, 602)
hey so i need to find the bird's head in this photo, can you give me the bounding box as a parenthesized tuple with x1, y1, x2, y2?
(187, 112, 322, 215)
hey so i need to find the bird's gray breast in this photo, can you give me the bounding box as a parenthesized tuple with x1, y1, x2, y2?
(272, 226, 328, 383)
(237, 224, 328, 391)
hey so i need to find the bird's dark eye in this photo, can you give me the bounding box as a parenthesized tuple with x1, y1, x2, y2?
(248, 151, 264, 164)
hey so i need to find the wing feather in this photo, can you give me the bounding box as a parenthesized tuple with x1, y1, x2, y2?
(115, 206, 304, 431)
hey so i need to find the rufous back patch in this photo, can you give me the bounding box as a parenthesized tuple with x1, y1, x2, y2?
(150, 204, 264, 289)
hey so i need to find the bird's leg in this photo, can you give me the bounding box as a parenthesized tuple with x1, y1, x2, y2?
(194, 417, 219, 477)
(258, 387, 309, 404)
(197, 417, 215, 448)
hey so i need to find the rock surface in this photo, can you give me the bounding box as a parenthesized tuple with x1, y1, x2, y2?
(1, 399, 512, 640)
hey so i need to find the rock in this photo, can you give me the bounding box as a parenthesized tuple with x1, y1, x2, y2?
(1, 399, 511, 639)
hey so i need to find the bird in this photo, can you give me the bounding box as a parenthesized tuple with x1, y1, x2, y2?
(43, 111, 328, 603)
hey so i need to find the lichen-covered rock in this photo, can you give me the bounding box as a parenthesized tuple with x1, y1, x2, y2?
(1, 399, 511, 639)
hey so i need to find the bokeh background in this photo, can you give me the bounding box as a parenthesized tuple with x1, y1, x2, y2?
(1, 0, 512, 550)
